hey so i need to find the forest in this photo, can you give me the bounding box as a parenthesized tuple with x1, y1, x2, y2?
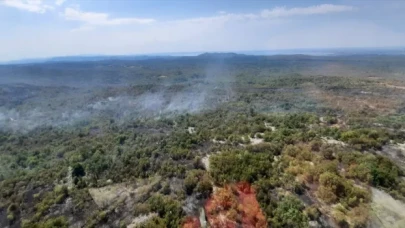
(1, 53, 405, 227)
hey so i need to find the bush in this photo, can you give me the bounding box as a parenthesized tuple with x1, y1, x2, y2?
(326, 116, 338, 125)
(284, 145, 299, 157)
(342, 152, 400, 189)
(147, 194, 184, 228)
(317, 186, 338, 204)
(72, 163, 86, 177)
(340, 129, 389, 150)
(345, 187, 370, 207)
(133, 203, 151, 217)
(310, 139, 323, 152)
(137, 217, 166, 228)
(371, 156, 399, 188)
(98, 211, 108, 223)
(307, 160, 338, 183)
(305, 205, 320, 220)
(317, 172, 346, 203)
(271, 195, 309, 228)
(246, 142, 283, 155)
(184, 170, 204, 195)
(7, 203, 17, 215)
(7, 213, 15, 222)
(42, 216, 69, 228)
(320, 146, 335, 160)
(21, 216, 70, 228)
(332, 209, 349, 228)
(210, 151, 273, 184)
(195, 174, 213, 198)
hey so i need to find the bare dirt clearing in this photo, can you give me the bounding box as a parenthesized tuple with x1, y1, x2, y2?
(88, 176, 161, 208)
(127, 213, 157, 228)
(370, 188, 405, 228)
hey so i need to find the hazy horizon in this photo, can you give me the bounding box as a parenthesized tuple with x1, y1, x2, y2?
(3, 46, 405, 64)
(2, 0, 405, 61)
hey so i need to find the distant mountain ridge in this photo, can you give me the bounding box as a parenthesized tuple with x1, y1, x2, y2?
(2, 55, 174, 65)
(2, 47, 405, 65)
(197, 52, 245, 58)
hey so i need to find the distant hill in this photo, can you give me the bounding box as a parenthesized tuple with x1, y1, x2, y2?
(3, 47, 405, 65)
(2, 55, 176, 65)
(197, 52, 245, 58)
(47, 55, 172, 62)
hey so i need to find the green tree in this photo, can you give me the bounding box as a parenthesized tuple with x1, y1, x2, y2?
(272, 196, 309, 228)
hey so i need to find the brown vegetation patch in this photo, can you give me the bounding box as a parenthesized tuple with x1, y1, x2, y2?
(204, 182, 267, 228)
(306, 85, 399, 114)
(182, 216, 201, 228)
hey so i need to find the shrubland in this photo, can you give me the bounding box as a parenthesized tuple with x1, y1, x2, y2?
(1, 54, 405, 227)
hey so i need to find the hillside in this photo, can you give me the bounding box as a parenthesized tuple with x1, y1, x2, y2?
(1, 54, 405, 227)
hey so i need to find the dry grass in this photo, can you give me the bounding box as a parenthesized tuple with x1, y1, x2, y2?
(88, 176, 161, 208)
(306, 84, 400, 115)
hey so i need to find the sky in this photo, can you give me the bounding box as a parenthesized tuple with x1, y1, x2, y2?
(1, 0, 405, 61)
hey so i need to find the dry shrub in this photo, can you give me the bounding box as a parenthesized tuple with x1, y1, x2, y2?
(347, 205, 368, 228)
(317, 186, 338, 204)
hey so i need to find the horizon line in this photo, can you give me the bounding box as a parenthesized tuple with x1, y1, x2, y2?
(2, 46, 405, 64)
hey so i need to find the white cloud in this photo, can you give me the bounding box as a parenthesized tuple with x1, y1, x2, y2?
(60, 4, 353, 29)
(55, 0, 66, 6)
(1, 0, 54, 13)
(62, 7, 155, 26)
(261, 4, 354, 18)
(174, 4, 354, 24)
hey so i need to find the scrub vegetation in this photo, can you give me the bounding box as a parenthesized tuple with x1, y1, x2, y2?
(1, 53, 405, 227)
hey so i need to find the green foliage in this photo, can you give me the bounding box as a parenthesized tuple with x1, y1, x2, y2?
(6, 203, 17, 223)
(195, 173, 213, 198)
(305, 205, 320, 220)
(7, 203, 17, 214)
(137, 217, 166, 228)
(320, 144, 336, 160)
(41, 216, 69, 228)
(184, 170, 204, 195)
(246, 142, 283, 155)
(332, 209, 349, 227)
(307, 160, 339, 183)
(183, 169, 212, 197)
(317, 172, 370, 206)
(22, 216, 68, 228)
(1, 60, 405, 227)
(281, 113, 318, 129)
(147, 194, 184, 228)
(87, 151, 111, 181)
(72, 163, 86, 177)
(7, 213, 15, 222)
(339, 152, 401, 189)
(325, 116, 338, 125)
(340, 128, 389, 150)
(318, 172, 346, 204)
(371, 156, 399, 188)
(29, 185, 69, 223)
(133, 203, 151, 217)
(210, 151, 273, 184)
(271, 195, 309, 228)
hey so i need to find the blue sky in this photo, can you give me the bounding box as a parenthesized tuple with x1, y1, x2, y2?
(1, 0, 405, 61)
